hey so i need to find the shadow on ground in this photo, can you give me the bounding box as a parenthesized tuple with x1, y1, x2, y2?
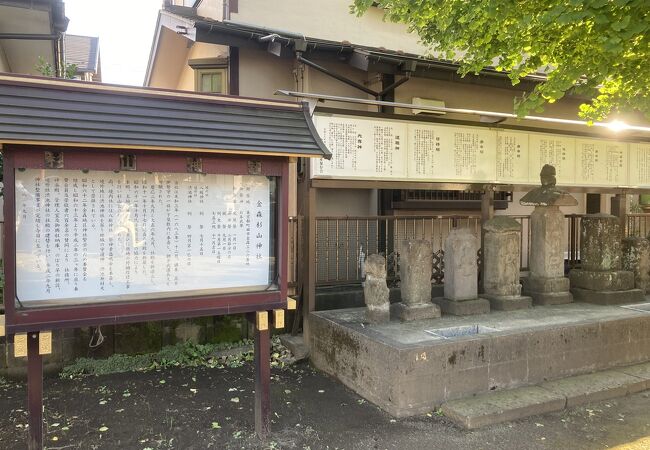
(0, 362, 649, 449)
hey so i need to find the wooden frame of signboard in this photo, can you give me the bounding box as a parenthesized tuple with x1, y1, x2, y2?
(3, 144, 289, 448)
(0, 73, 331, 450)
(3, 145, 289, 332)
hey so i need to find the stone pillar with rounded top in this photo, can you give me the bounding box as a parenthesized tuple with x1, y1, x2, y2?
(433, 228, 490, 315)
(392, 239, 441, 321)
(480, 216, 533, 310)
(363, 254, 390, 324)
(569, 214, 644, 304)
(622, 236, 650, 294)
(520, 165, 575, 305)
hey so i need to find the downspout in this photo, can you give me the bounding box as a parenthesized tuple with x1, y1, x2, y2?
(54, 33, 65, 78)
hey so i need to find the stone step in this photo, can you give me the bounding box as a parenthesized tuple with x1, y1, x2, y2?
(441, 362, 650, 430)
(279, 334, 309, 361)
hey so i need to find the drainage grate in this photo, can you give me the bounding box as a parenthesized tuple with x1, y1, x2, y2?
(424, 324, 500, 339)
(620, 302, 650, 313)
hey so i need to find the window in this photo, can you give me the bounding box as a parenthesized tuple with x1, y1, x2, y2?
(195, 68, 228, 94)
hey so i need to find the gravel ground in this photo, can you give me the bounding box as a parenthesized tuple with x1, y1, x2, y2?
(1, 362, 649, 449)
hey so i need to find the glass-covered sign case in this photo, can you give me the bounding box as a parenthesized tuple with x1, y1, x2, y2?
(3, 146, 289, 333)
(15, 169, 276, 307)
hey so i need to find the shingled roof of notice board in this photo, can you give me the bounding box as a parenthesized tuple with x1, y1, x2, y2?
(0, 74, 331, 159)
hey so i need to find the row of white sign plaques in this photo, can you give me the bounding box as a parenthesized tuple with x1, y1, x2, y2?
(311, 114, 650, 187)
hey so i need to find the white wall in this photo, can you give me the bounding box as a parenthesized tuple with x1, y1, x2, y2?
(176, 42, 230, 91)
(230, 0, 426, 55)
(238, 48, 296, 99)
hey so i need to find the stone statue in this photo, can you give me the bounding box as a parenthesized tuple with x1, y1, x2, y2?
(363, 254, 390, 323)
(433, 229, 490, 315)
(480, 216, 532, 310)
(391, 239, 441, 321)
(520, 164, 578, 207)
(569, 215, 644, 304)
(520, 164, 576, 305)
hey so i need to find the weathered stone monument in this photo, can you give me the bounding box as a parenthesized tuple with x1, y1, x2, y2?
(520, 165, 576, 305)
(392, 239, 441, 321)
(622, 236, 650, 293)
(570, 214, 644, 304)
(433, 229, 490, 315)
(363, 254, 391, 323)
(480, 216, 533, 310)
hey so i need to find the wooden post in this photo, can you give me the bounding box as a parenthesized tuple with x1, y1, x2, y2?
(27, 332, 43, 450)
(250, 312, 271, 439)
(297, 158, 317, 347)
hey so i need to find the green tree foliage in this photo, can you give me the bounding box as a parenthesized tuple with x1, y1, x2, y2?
(353, 0, 650, 121)
(35, 56, 78, 80)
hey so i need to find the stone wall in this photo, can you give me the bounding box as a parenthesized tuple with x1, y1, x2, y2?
(310, 307, 650, 418)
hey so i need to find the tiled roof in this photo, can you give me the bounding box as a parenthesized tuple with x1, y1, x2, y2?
(0, 74, 331, 159)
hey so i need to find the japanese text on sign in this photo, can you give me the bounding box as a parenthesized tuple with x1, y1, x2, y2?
(15, 169, 273, 306)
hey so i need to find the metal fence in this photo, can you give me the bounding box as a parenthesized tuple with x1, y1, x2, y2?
(313, 214, 585, 287)
(626, 214, 650, 238)
(315, 215, 481, 286)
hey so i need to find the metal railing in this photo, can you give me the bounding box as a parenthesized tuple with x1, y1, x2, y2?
(315, 215, 481, 286)
(312, 214, 585, 287)
(626, 214, 650, 238)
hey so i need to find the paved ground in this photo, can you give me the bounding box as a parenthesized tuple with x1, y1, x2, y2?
(0, 362, 649, 450)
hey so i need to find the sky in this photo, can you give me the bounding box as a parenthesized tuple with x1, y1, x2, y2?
(63, 0, 162, 86)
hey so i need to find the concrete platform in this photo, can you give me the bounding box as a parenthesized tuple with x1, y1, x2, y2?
(442, 363, 650, 429)
(309, 300, 650, 417)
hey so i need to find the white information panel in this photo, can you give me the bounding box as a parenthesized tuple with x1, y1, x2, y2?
(496, 130, 529, 183)
(311, 113, 649, 188)
(528, 134, 576, 185)
(407, 123, 496, 182)
(629, 143, 650, 186)
(15, 169, 273, 305)
(574, 138, 627, 186)
(312, 115, 408, 179)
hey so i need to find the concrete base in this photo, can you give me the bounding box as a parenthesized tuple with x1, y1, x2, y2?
(442, 362, 650, 429)
(480, 294, 532, 311)
(570, 269, 635, 291)
(521, 276, 573, 305)
(365, 307, 390, 324)
(391, 302, 441, 322)
(529, 291, 574, 306)
(309, 302, 650, 418)
(571, 287, 645, 305)
(433, 297, 490, 316)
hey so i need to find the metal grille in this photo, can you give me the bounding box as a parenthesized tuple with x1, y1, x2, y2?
(626, 214, 650, 238)
(315, 215, 481, 286)
(400, 190, 512, 202)
(312, 214, 585, 287)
